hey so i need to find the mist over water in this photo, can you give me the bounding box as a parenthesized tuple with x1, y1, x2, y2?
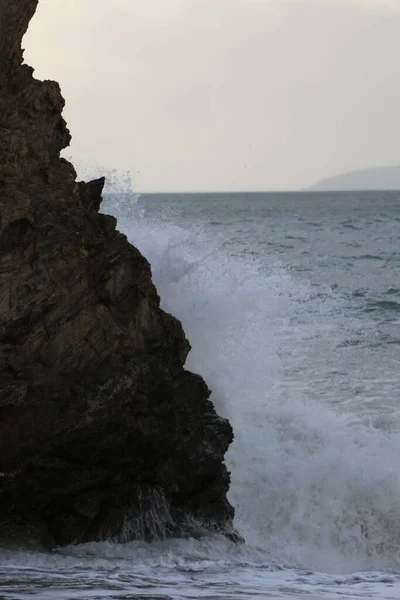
(2, 190, 400, 599)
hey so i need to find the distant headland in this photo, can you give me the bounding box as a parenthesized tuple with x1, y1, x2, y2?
(309, 165, 400, 191)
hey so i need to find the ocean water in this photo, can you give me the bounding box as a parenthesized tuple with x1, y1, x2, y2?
(1, 190, 400, 599)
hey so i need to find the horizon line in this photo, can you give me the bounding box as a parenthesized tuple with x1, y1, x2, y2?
(104, 188, 400, 195)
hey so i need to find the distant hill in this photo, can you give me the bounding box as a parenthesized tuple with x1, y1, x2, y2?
(310, 166, 400, 191)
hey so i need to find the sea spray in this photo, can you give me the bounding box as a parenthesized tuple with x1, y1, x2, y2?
(2, 190, 400, 598)
(103, 191, 400, 574)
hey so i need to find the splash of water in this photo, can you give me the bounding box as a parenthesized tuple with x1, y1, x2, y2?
(102, 192, 400, 574)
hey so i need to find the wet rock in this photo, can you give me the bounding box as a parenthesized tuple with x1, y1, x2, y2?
(0, 0, 235, 546)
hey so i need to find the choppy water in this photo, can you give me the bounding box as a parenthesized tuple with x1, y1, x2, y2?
(2, 190, 400, 599)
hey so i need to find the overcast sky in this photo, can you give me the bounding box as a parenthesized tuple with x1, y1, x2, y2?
(24, 0, 400, 192)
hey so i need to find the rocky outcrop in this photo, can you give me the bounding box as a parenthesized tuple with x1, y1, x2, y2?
(0, 0, 235, 546)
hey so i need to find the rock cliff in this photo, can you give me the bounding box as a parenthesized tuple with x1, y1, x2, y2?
(0, 0, 234, 546)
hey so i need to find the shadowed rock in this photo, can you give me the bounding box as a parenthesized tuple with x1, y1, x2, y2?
(0, 0, 235, 546)
(78, 177, 106, 212)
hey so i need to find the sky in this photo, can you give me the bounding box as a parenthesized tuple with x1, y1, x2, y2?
(24, 0, 400, 192)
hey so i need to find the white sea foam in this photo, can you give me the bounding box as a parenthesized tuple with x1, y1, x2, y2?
(102, 192, 400, 575)
(2, 190, 400, 599)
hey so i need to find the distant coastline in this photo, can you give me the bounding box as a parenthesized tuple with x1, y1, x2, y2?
(309, 165, 400, 191)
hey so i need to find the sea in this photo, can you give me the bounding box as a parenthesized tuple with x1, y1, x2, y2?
(1, 190, 400, 599)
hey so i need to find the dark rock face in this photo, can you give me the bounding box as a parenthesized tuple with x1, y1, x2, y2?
(0, 0, 234, 546)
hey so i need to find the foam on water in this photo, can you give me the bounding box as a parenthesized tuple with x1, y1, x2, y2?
(2, 189, 400, 598)
(2, 538, 400, 600)
(102, 192, 400, 575)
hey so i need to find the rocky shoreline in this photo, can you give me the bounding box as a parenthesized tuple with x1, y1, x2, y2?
(0, 0, 235, 546)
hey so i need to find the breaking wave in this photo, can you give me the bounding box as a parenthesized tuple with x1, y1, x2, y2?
(101, 192, 400, 574)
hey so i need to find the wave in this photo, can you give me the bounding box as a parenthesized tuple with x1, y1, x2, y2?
(103, 192, 400, 574)
(366, 300, 400, 312)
